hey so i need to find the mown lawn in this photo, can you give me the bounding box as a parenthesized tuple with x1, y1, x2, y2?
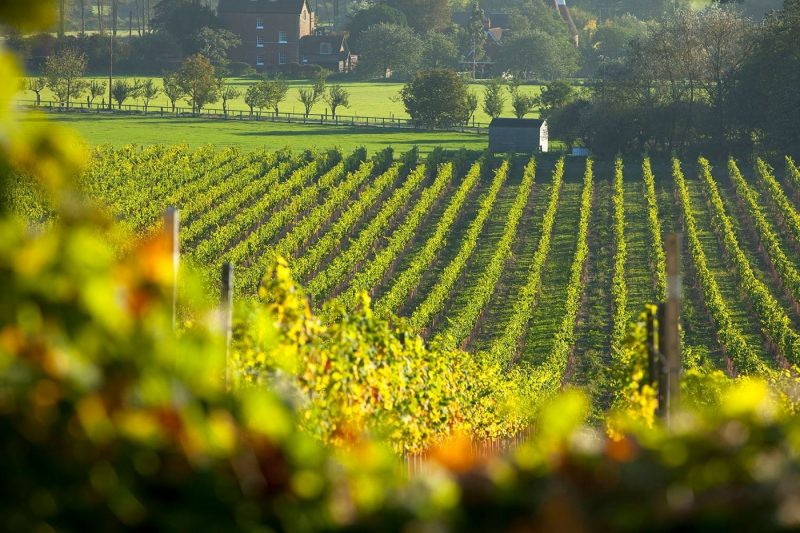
(23, 112, 488, 155)
(19, 77, 543, 123)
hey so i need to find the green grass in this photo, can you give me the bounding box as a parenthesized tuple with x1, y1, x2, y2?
(21, 113, 487, 155)
(570, 179, 612, 398)
(522, 181, 583, 366)
(685, 178, 768, 363)
(20, 77, 544, 123)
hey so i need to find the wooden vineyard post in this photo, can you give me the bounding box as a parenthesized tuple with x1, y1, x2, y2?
(221, 262, 234, 390)
(164, 207, 180, 330)
(646, 307, 659, 394)
(661, 233, 682, 423)
(656, 303, 667, 418)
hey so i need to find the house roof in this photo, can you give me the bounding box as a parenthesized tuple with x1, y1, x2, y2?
(300, 34, 350, 62)
(489, 118, 546, 128)
(218, 0, 312, 15)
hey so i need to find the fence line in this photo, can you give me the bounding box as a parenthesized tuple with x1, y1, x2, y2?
(17, 99, 490, 135)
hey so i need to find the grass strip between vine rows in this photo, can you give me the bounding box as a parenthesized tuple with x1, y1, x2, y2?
(291, 162, 402, 282)
(489, 158, 563, 365)
(328, 161, 456, 312)
(674, 159, 768, 375)
(729, 159, 800, 310)
(437, 158, 534, 349)
(407, 160, 509, 331)
(181, 150, 297, 246)
(239, 160, 377, 293)
(192, 153, 335, 265)
(306, 162, 427, 300)
(374, 159, 483, 317)
(527, 157, 593, 398)
(698, 158, 800, 365)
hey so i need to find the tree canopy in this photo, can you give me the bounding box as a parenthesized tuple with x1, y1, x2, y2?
(495, 30, 579, 80)
(346, 5, 408, 53)
(357, 23, 422, 79)
(385, 0, 451, 33)
(400, 68, 471, 127)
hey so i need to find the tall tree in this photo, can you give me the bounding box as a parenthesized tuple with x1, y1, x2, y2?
(244, 82, 267, 115)
(730, 0, 800, 153)
(695, 5, 752, 142)
(138, 78, 160, 112)
(44, 48, 88, 109)
(400, 68, 470, 127)
(482, 78, 505, 118)
(151, 0, 219, 54)
(79, 0, 85, 34)
(217, 79, 240, 117)
(176, 53, 219, 114)
(111, 79, 134, 108)
(162, 71, 183, 112)
(346, 4, 407, 53)
(87, 79, 107, 107)
(357, 23, 422, 79)
(466, 91, 478, 124)
(263, 75, 289, 115)
(324, 85, 350, 118)
(96, 0, 105, 34)
(463, 3, 486, 79)
(507, 79, 535, 118)
(27, 78, 47, 105)
(59, 0, 66, 37)
(535, 80, 575, 119)
(495, 30, 579, 80)
(192, 27, 241, 68)
(385, 0, 450, 33)
(420, 32, 460, 70)
(312, 70, 327, 100)
(298, 88, 318, 117)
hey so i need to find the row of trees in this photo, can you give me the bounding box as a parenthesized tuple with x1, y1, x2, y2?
(30, 48, 353, 118)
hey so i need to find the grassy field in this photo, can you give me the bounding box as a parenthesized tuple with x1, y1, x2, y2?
(19, 77, 544, 123)
(22, 113, 487, 154)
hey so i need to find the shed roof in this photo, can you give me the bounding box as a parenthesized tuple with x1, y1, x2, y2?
(218, 0, 312, 14)
(489, 118, 545, 128)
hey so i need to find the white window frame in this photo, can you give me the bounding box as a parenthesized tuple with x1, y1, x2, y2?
(278, 51, 287, 65)
(256, 55, 265, 66)
(256, 36, 264, 48)
(320, 42, 332, 55)
(278, 31, 288, 43)
(256, 17, 264, 29)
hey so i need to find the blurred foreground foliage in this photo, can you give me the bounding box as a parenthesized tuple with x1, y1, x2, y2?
(8, 3, 800, 531)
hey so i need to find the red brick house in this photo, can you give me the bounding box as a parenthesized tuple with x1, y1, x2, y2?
(218, 0, 315, 70)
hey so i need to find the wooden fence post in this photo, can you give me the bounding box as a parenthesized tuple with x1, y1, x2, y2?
(221, 262, 234, 390)
(164, 207, 180, 330)
(662, 233, 682, 423)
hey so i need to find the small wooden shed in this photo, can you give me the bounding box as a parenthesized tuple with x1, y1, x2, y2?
(488, 118, 548, 153)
